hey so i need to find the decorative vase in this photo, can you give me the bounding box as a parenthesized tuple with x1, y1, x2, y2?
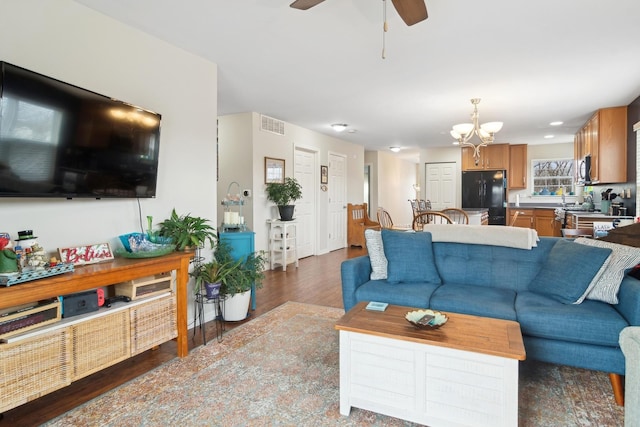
(204, 282, 222, 299)
(278, 205, 295, 221)
(222, 290, 251, 321)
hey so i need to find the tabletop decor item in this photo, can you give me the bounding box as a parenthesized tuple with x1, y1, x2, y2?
(405, 309, 448, 329)
(58, 243, 114, 266)
(158, 208, 216, 251)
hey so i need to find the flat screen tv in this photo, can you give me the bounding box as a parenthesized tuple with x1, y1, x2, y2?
(0, 61, 161, 198)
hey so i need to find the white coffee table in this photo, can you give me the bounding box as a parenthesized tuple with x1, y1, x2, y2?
(334, 302, 526, 427)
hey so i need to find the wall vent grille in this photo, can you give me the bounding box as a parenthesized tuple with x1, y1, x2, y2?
(261, 115, 285, 136)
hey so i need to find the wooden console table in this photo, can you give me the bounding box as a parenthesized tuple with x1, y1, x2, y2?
(0, 251, 193, 357)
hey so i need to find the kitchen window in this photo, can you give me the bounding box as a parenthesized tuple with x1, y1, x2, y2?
(531, 159, 574, 195)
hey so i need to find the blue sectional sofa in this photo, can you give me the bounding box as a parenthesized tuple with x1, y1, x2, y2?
(341, 227, 640, 405)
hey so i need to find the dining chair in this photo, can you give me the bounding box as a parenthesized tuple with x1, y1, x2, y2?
(440, 208, 469, 225)
(377, 207, 411, 230)
(412, 211, 453, 231)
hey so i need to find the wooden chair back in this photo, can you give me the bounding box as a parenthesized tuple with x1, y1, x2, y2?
(347, 203, 381, 247)
(412, 211, 453, 231)
(440, 208, 469, 224)
(377, 207, 394, 229)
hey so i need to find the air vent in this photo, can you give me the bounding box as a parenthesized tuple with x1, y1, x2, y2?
(261, 115, 285, 136)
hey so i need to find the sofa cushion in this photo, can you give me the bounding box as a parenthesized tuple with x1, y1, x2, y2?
(516, 291, 628, 347)
(575, 238, 640, 304)
(354, 280, 438, 309)
(365, 229, 387, 280)
(529, 239, 612, 304)
(432, 238, 556, 293)
(429, 283, 517, 321)
(381, 229, 441, 284)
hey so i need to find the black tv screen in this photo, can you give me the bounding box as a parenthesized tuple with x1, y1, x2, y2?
(0, 61, 161, 198)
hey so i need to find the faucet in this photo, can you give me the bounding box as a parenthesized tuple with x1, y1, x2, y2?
(561, 186, 566, 208)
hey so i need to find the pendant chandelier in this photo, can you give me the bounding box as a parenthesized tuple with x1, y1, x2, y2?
(450, 98, 503, 161)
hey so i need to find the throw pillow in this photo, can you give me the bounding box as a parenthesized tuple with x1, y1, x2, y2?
(530, 239, 612, 304)
(365, 229, 387, 280)
(381, 229, 441, 284)
(575, 238, 640, 304)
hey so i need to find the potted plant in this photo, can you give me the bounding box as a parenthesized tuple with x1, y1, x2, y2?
(158, 208, 216, 251)
(213, 241, 267, 321)
(190, 256, 242, 299)
(265, 177, 303, 221)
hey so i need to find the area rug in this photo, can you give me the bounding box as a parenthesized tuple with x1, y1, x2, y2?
(44, 302, 624, 426)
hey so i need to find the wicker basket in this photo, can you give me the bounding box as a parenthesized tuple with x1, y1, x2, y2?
(0, 328, 71, 413)
(130, 295, 177, 355)
(71, 310, 131, 381)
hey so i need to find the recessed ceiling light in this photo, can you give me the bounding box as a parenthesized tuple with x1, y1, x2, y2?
(389, 147, 401, 152)
(549, 121, 563, 126)
(544, 134, 555, 139)
(330, 123, 348, 132)
(347, 129, 357, 134)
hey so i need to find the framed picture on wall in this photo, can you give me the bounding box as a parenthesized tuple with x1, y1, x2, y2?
(265, 157, 285, 184)
(320, 165, 328, 184)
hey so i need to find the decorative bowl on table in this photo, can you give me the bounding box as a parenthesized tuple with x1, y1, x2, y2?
(116, 233, 174, 258)
(405, 309, 448, 329)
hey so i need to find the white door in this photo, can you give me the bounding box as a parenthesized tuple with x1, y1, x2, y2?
(294, 147, 316, 259)
(425, 162, 458, 210)
(328, 153, 347, 251)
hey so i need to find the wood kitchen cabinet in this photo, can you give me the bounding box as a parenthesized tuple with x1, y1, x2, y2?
(508, 208, 561, 237)
(508, 208, 533, 228)
(462, 144, 509, 171)
(533, 209, 561, 237)
(574, 106, 627, 183)
(508, 144, 527, 189)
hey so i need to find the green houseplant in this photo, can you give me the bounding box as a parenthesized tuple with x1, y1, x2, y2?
(158, 208, 216, 251)
(265, 176, 303, 221)
(189, 256, 242, 298)
(207, 240, 267, 321)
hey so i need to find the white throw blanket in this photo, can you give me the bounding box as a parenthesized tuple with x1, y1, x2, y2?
(422, 224, 540, 250)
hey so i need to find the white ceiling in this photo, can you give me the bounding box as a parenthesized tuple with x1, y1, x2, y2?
(75, 0, 640, 162)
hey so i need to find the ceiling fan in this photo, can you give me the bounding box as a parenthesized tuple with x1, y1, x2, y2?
(290, 0, 428, 26)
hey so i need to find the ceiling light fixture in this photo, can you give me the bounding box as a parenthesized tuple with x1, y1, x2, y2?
(450, 98, 503, 162)
(389, 146, 401, 153)
(331, 123, 348, 132)
(549, 121, 563, 126)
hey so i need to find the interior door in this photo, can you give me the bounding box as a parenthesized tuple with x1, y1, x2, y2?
(328, 153, 347, 251)
(294, 147, 316, 259)
(425, 162, 457, 210)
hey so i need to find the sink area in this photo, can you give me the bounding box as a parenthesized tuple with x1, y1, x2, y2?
(562, 207, 596, 212)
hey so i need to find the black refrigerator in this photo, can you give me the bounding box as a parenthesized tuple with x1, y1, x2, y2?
(462, 170, 507, 225)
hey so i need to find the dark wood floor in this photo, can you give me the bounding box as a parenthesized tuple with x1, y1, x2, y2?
(1, 246, 366, 427)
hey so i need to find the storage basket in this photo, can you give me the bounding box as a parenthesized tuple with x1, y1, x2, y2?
(130, 295, 177, 355)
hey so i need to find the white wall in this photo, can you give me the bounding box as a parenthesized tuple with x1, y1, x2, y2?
(0, 1, 218, 320)
(366, 151, 417, 227)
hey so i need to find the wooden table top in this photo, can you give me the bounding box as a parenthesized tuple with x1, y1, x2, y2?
(335, 302, 526, 360)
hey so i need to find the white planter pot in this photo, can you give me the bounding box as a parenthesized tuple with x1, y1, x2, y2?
(222, 290, 251, 321)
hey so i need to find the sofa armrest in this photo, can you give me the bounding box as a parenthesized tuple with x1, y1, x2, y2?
(620, 327, 640, 424)
(615, 275, 640, 325)
(341, 255, 371, 311)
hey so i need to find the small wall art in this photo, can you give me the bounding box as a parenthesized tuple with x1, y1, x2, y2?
(320, 165, 328, 184)
(265, 157, 285, 184)
(59, 243, 114, 266)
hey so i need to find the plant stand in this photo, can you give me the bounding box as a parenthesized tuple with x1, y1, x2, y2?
(193, 292, 225, 344)
(268, 220, 299, 271)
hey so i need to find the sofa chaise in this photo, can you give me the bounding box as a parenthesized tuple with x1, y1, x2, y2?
(341, 225, 640, 405)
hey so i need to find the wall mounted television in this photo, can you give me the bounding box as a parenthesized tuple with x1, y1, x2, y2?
(0, 61, 161, 198)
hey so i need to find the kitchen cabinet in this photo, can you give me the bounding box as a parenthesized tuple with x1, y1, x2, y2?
(533, 209, 561, 237)
(462, 144, 509, 171)
(508, 208, 561, 237)
(508, 144, 527, 189)
(508, 208, 533, 228)
(574, 106, 627, 183)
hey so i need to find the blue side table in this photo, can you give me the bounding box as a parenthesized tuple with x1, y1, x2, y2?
(218, 231, 257, 310)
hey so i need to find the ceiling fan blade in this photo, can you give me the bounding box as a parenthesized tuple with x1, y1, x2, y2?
(390, 0, 428, 26)
(290, 0, 326, 10)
